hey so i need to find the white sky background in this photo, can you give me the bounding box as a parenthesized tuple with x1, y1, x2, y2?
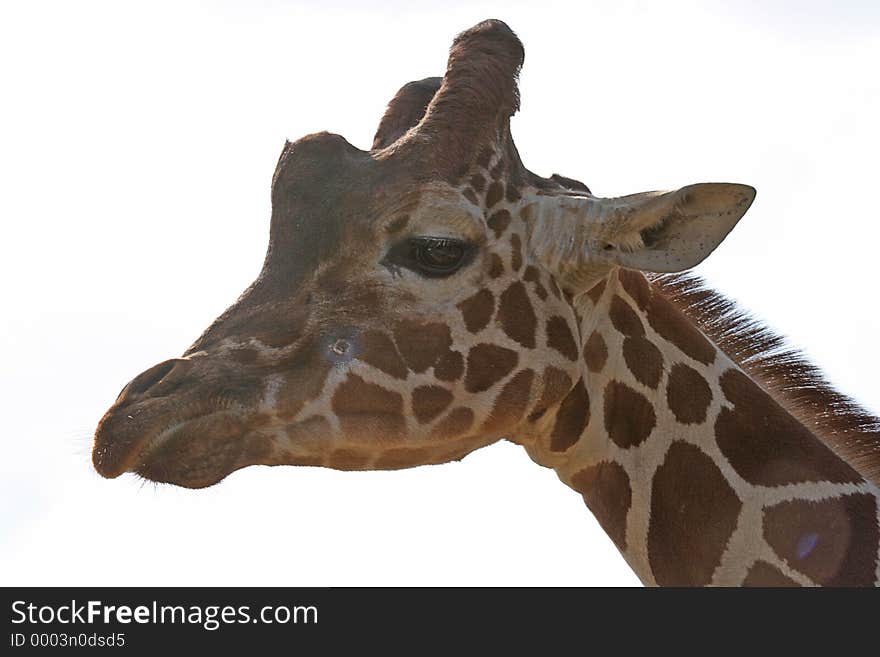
(1, 1, 878, 587)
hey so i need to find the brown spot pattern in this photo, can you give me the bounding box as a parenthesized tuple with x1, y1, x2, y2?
(666, 363, 712, 424)
(609, 295, 644, 337)
(523, 267, 547, 299)
(475, 146, 493, 169)
(603, 381, 656, 448)
(546, 316, 579, 361)
(583, 331, 608, 373)
(286, 414, 330, 443)
(550, 378, 590, 452)
(548, 277, 562, 300)
(523, 265, 540, 283)
(510, 234, 522, 272)
(393, 320, 453, 373)
(505, 183, 522, 203)
(328, 448, 371, 470)
(622, 336, 664, 389)
(469, 173, 486, 193)
(331, 374, 405, 440)
(570, 461, 631, 550)
(716, 368, 863, 486)
(763, 494, 879, 586)
(457, 289, 495, 333)
(486, 181, 504, 207)
(487, 209, 511, 238)
(434, 350, 464, 382)
(646, 293, 716, 365)
(528, 367, 573, 422)
(374, 447, 431, 470)
(277, 353, 332, 419)
(488, 253, 505, 278)
(648, 441, 742, 586)
(483, 368, 535, 433)
(462, 188, 479, 206)
(585, 278, 607, 304)
(618, 269, 652, 311)
(464, 344, 518, 393)
(742, 561, 800, 587)
(497, 281, 537, 349)
(432, 407, 475, 439)
(411, 385, 453, 424)
(242, 433, 274, 462)
(359, 330, 408, 379)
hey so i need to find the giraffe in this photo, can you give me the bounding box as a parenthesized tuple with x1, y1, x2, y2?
(93, 19, 880, 586)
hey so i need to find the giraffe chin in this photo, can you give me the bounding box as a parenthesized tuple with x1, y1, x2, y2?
(95, 405, 273, 489)
(133, 412, 277, 489)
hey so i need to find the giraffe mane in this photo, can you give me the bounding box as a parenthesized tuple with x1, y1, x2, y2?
(647, 272, 880, 487)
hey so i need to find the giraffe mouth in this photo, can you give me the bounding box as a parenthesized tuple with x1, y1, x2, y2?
(131, 413, 251, 489)
(93, 399, 174, 479)
(93, 395, 249, 487)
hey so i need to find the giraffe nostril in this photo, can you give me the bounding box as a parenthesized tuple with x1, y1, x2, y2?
(116, 358, 188, 402)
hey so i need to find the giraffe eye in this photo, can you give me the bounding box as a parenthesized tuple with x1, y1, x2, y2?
(412, 238, 469, 276)
(383, 236, 475, 278)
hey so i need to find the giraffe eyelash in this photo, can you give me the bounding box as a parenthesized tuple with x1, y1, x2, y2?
(382, 236, 477, 279)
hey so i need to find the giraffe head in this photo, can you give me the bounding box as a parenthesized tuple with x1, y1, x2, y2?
(93, 20, 755, 488)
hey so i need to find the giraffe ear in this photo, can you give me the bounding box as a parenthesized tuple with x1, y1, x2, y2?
(372, 77, 442, 150)
(530, 183, 756, 292)
(611, 183, 756, 273)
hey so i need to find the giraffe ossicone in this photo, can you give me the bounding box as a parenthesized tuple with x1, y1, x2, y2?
(93, 19, 880, 586)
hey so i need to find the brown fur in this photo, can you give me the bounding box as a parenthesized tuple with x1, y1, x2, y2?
(383, 20, 524, 180)
(763, 494, 879, 585)
(647, 273, 880, 486)
(412, 385, 454, 424)
(609, 295, 645, 337)
(528, 366, 573, 423)
(432, 407, 475, 438)
(488, 252, 505, 279)
(649, 441, 742, 586)
(549, 378, 590, 452)
(372, 77, 442, 150)
(546, 316, 579, 361)
(458, 289, 495, 334)
(464, 343, 518, 393)
(497, 281, 537, 348)
(509, 233, 523, 272)
(487, 209, 511, 238)
(603, 381, 656, 448)
(486, 181, 505, 208)
(570, 461, 630, 550)
(666, 362, 712, 424)
(434, 350, 465, 382)
(583, 331, 608, 373)
(585, 278, 606, 304)
(483, 368, 535, 433)
(622, 336, 664, 389)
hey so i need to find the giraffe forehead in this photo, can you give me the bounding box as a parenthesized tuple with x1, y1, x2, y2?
(392, 182, 487, 241)
(268, 139, 484, 295)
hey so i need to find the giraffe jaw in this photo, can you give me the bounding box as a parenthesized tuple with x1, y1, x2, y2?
(94, 392, 334, 488)
(93, 397, 261, 488)
(130, 412, 252, 489)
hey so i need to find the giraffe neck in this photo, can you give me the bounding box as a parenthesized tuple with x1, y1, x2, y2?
(521, 269, 880, 586)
